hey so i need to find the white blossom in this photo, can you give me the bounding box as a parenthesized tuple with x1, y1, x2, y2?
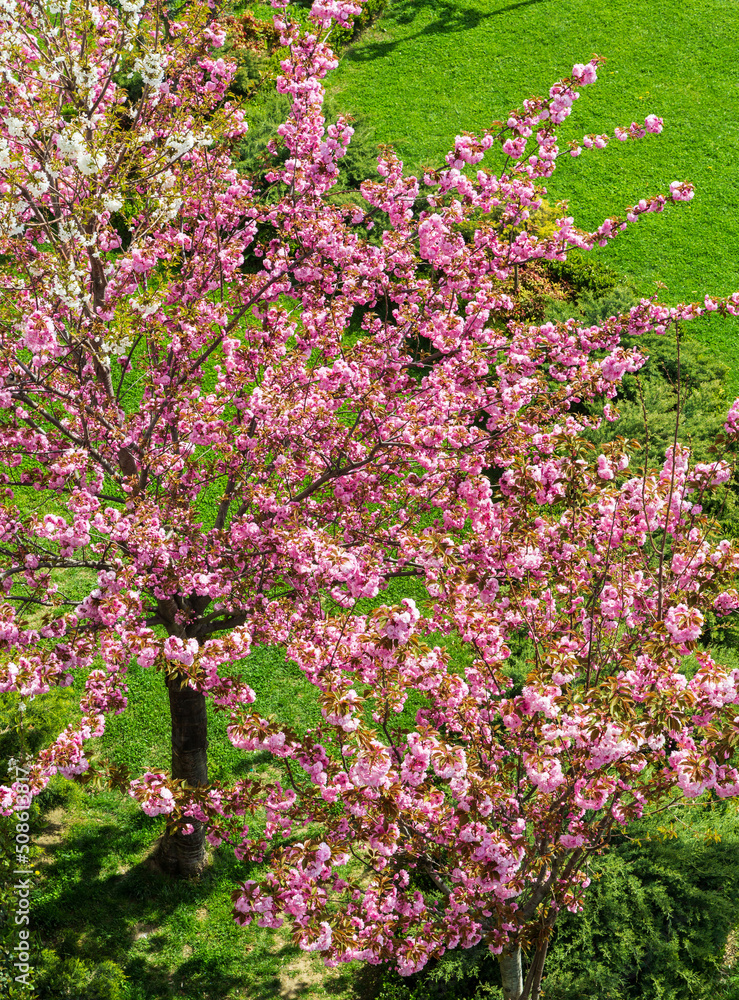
(57, 219, 76, 243)
(0, 0, 17, 21)
(27, 173, 49, 197)
(0, 137, 12, 169)
(56, 129, 85, 158)
(0, 198, 24, 237)
(77, 149, 107, 175)
(100, 334, 133, 358)
(130, 298, 161, 318)
(134, 51, 166, 89)
(119, 0, 144, 24)
(56, 129, 107, 175)
(50, 272, 89, 310)
(165, 132, 196, 160)
(69, 59, 98, 91)
(4, 116, 24, 137)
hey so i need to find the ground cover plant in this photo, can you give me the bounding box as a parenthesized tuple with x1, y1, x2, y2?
(26, 772, 370, 1000)
(4, 1, 739, 999)
(327, 0, 739, 390)
(13, 786, 739, 1000)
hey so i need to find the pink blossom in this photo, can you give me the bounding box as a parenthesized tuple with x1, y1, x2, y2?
(129, 773, 175, 816)
(597, 454, 615, 480)
(571, 62, 597, 85)
(22, 311, 60, 358)
(669, 180, 695, 202)
(665, 604, 703, 644)
(724, 398, 739, 437)
(524, 754, 566, 792)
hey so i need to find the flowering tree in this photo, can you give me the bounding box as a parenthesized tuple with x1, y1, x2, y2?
(1, 0, 739, 996)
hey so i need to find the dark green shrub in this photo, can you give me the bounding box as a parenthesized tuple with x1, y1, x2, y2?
(289, 0, 388, 52)
(221, 7, 282, 99)
(232, 88, 292, 182)
(228, 48, 268, 98)
(330, 106, 381, 193)
(370, 803, 739, 1000)
(545, 284, 640, 327)
(544, 285, 734, 487)
(543, 803, 739, 1000)
(223, 0, 386, 101)
(544, 249, 624, 298)
(584, 326, 732, 478)
(376, 957, 503, 1000)
(234, 88, 380, 195)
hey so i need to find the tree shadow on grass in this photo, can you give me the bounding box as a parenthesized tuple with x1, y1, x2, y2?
(344, 0, 552, 64)
(34, 806, 253, 999)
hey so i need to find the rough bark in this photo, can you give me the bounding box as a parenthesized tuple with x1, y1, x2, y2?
(157, 670, 209, 877)
(521, 937, 550, 1000)
(530, 938, 549, 1000)
(499, 945, 524, 1000)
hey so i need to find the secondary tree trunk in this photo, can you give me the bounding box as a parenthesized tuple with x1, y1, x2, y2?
(499, 945, 524, 1000)
(158, 671, 208, 877)
(520, 936, 550, 1000)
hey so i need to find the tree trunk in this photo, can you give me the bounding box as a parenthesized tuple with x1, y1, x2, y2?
(521, 936, 550, 1000)
(158, 671, 208, 877)
(499, 945, 523, 1000)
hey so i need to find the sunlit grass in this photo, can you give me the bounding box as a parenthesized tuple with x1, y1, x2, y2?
(327, 0, 739, 391)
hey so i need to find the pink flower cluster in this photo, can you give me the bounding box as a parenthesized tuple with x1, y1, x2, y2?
(0, 0, 738, 982)
(129, 772, 176, 817)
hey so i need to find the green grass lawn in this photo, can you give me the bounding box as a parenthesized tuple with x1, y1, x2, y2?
(327, 0, 739, 390)
(30, 781, 373, 1000)
(9, 581, 423, 1000)
(16, 643, 376, 1000)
